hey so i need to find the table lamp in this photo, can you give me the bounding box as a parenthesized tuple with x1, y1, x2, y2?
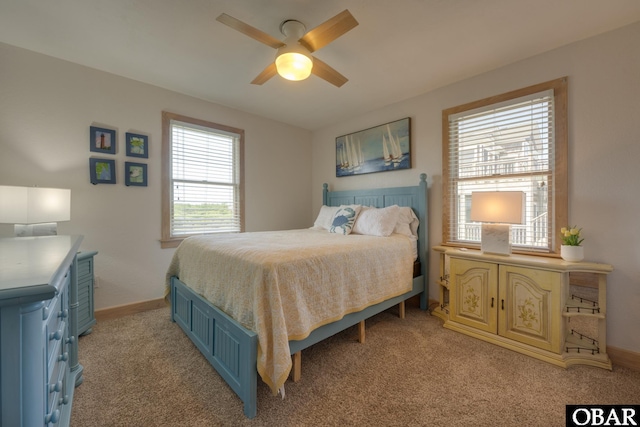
(470, 191, 524, 255)
(0, 186, 71, 236)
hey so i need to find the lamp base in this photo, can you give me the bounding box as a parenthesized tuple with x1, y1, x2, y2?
(481, 223, 512, 255)
(15, 223, 58, 237)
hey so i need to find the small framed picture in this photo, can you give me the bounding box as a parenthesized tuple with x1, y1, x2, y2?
(90, 126, 116, 154)
(90, 158, 116, 184)
(125, 132, 149, 158)
(125, 162, 147, 187)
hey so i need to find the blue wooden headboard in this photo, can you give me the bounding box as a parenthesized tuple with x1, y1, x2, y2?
(322, 173, 428, 277)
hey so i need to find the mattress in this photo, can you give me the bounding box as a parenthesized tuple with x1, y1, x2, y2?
(165, 228, 414, 394)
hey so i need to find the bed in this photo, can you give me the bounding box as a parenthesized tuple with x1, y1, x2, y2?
(166, 173, 428, 418)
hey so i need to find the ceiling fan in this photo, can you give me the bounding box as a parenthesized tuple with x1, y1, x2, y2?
(216, 9, 358, 87)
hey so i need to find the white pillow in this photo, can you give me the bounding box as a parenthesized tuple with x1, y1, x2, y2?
(353, 205, 401, 237)
(393, 207, 420, 238)
(312, 205, 340, 230)
(329, 205, 361, 235)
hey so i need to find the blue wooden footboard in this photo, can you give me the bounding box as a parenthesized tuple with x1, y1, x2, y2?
(171, 277, 258, 418)
(169, 173, 429, 418)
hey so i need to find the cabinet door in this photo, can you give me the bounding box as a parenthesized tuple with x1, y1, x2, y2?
(449, 258, 498, 333)
(498, 265, 562, 353)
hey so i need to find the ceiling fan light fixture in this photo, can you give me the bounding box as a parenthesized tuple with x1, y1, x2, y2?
(275, 46, 313, 81)
(217, 12, 357, 86)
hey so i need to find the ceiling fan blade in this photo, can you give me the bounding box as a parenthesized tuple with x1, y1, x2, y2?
(310, 57, 348, 87)
(216, 13, 285, 49)
(299, 10, 358, 53)
(251, 63, 278, 85)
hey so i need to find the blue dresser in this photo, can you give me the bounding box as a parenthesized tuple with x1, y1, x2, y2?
(0, 235, 83, 426)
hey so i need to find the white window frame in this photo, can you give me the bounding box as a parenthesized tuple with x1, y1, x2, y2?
(161, 112, 244, 248)
(442, 78, 568, 255)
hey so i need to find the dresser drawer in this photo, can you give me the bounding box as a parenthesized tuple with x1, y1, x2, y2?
(45, 293, 64, 341)
(46, 356, 67, 426)
(47, 319, 68, 382)
(47, 321, 69, 383)
(46, 303, 68, 366)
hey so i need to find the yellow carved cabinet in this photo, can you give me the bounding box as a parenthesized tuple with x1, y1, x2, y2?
(433, 247, 612, 370)
(449, 259, 498, 334)
(498, 265, 562, 353)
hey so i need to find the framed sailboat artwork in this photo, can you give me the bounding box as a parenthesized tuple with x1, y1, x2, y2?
(335, 117, 411, 177)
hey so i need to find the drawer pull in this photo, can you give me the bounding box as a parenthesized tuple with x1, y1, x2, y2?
(43, 307, 50, 320)
(58, 309, 69, 319)
(49, 380, 62, 393)
(65, 336, 75, 345)
(58, 352, 69, 362)
(45, 409, 60, 424)
(59, 395, 69, 405)
(49, 330, 62, 341)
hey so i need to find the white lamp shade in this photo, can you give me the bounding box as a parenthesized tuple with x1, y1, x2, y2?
(27, 187, 71, 223)
(0, 186, 70, 224)
(0, 186, 29, 223)
(470, 191, 524, 224)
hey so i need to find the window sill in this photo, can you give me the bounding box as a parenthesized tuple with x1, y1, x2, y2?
(160, 238, 184, 249)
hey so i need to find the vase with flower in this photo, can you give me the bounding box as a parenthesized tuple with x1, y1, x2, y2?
(560, 226, 584, 262)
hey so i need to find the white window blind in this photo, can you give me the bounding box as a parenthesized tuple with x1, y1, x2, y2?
(447, 90, 555, 252)
(170, 119, 241, 235)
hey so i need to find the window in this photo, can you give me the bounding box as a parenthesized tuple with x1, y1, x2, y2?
(442, 78, 567, 254)
(161, 112, 244, 248)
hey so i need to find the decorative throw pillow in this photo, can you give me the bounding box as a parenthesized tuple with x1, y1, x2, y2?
(312, 205, 340, 230)
(393, 207, 420, 238)
(352, 205, 401, 237)
(329, 205, 361, 235)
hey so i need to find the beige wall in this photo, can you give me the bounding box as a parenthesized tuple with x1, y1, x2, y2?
(0, 42, 312, 309)
(311, 22, 640, 353)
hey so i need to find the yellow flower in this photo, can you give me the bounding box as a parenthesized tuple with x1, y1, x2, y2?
(560, 225, 584, 246)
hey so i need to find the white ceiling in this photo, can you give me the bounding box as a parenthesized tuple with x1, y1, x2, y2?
(1, 0, 639, 131)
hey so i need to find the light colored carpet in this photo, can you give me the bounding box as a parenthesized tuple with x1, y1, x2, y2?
(71, 304, 639, 426)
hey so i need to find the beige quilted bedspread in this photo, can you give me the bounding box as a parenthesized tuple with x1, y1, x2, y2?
(165, 229, 413, 394)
